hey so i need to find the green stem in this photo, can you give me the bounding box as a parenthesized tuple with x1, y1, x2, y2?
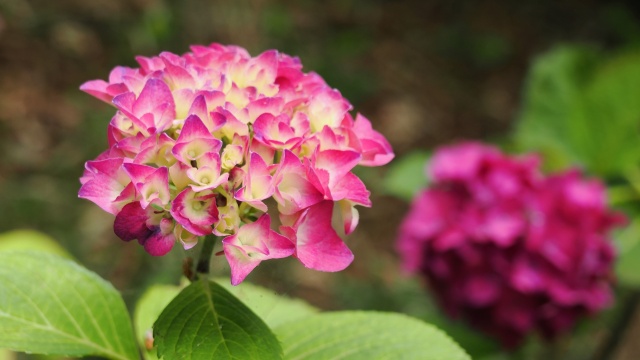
(196, 235, 217, 276)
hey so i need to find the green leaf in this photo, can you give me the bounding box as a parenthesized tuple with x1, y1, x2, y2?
(216, 278, 318, 328)
(0, 230, 70, 258)
(616, 219, 640, 287)
(515, 45, 600, 172)
(0, 349, 16, 360)
(383, 151, 430, 201)
(135, 285, 181, 360)
(274, 311, 471, 360)
(0, 251, 138, 360)
(153, 278, 283, 360)
(515, 46, 640, 176)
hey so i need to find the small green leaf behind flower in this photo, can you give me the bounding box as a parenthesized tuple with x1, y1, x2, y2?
(383, 150, 431, 201)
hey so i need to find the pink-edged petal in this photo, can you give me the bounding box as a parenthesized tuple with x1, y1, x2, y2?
(162, 62, 195, 89)
(133, 78, 175, 119)
(288, 201, 354, 271)
(307, 149, 362, 200)
(112, 92, 149, 135)
(143, 218, 176, 256)
(172, 115, 222, 165)
(234, 152, 274, 207)
(187, 95, 210, 127)
(186, 152, 228, 191)
(253, 113, 300, 149)
(170, 188, 219, 236)
(247, 97, 285, 123)
(314, 149, 361, 182)
(307, 88, 352, 132)
(331, 172, 372, 206)
(222, 214, 294, 285)
(123, 163, 170, 208)
(118, 78, 176, 133)
(223, 243, 262, 285)
(353, 113, 394, 166)
(79, 157, 131, 214)
(176, 114, 216, 144)
(135, 55, 165, 73)
(173, 224, 199, 250)
(290, 112, 311, 137)
(273, 150, 323, 214)
(133, 133, 176, 166)
(173, 138, 222, 165)
(338, 200, 360, 235)
(265, 230, 296, 259)
(313, 125, 361, 153)
(80, 80, 124, 103)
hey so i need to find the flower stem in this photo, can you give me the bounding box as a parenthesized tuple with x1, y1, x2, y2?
(196, 235, 217, 277)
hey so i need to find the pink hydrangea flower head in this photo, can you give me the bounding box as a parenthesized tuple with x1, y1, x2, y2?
(396, 142, 624, 348)
(79, 43, 394, 283)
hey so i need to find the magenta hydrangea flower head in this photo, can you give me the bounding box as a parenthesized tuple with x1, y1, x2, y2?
(79, 43, 394, 285)
(396, 142, 624, 348)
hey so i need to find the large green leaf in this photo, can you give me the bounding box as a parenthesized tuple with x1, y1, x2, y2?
(153, 278, 283, 360)
(216, 278, 318, 328)
(515, 46, 640, 176)
(0, 251, 138, 360)
(274, 311, 471, 360)
(0, 230, 70, 258)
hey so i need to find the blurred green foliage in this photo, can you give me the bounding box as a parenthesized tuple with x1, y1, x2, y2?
(382, 150, 431, 201)
(515, 46, 640, 177)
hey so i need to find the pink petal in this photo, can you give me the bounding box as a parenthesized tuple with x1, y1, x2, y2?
(170, 188, 219, 236)
(273, 150, 323, 214)
(222, 214, 293, 285)
(311, 150, 361, 194)
(79, 80, 116, 103)
(289, 201, 354, 271)
(123, 163, 170, 208)
(353, 114, 394, 166)
(133, 78, 176, 132)
(78, 157, 130, 214)
(234, 152, 274, 207)
(331, 172, 371, 206)
(143, 218, 176, 256)
(307, 88, 352, 132)
(338, 200, 360, 235)
(223, 243, 262, 285)
(113, 202, 152, 242)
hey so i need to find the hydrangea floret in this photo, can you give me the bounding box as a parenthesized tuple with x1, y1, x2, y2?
(396, 142, 624, 348)
(79, 44, 394, 285)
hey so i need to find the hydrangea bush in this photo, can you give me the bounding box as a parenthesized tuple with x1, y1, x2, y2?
(397, 142, 625, 348)
(78, 43, 394, 284)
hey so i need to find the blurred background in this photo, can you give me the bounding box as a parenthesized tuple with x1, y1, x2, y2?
(2, 0, 640, 359)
